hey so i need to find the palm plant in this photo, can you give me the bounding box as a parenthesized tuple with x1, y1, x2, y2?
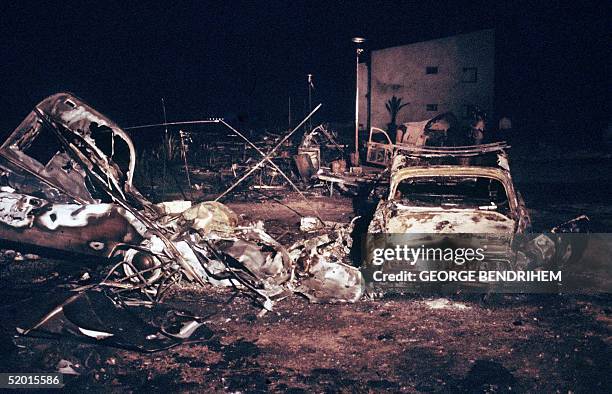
(385, 96, 409, 127)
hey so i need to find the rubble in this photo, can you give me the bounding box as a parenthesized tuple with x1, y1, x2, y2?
(2, 94, 363, 344)
(1, 93, 594, 354)
(289, 217, 364, 303)
(17, 290, 214, 353)
(299, 216, 325, 232)
(295, 123, 387, 196)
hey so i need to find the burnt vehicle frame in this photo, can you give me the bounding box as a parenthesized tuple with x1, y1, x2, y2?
(368, 143, 531, 235)
(0, 93, 211, 299)
(0, 93, 363, 314)
(366, 143, 588, 286)
(0, 95, 146, 255)
(366, 112, 459, 167)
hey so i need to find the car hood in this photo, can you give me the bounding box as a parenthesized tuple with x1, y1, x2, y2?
(385, 206, 516, 234)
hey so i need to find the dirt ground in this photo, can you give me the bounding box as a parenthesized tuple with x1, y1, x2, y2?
(0, 160, 611, 392)
(0, 253, 610, 392)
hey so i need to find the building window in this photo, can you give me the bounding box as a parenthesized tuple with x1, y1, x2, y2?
(426, 104, 438, 111)
(426, 66, 438, 74)
(462, 67, 477, 83)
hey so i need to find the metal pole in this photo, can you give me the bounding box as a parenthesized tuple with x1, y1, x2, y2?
(352, 37, 365, 166)
(179, 129, 193, 199)
(307, 74, 313, 131)
(124, 119, 220, 130)
(219, 120, 323, 221)
(354, 52, 359, 165)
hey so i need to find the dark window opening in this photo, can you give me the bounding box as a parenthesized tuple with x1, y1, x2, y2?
(89, 122, 130, 172)
(426, 104, 438, 112)
(426, 66, 438, 74)
(394, 176, 510, 215)
(21, 124, 63, 166)
(462, 67, 477, 83)
(370, 129, 392, 144)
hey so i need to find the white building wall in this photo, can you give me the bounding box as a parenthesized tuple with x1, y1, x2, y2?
(365, 29, 495, 129)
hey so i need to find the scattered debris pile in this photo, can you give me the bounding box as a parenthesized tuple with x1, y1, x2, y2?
(1, 93, 594, 354)
(17, 290, 214, 353)
(289, 217, 363, 303)
(294, 124, 386, 195)
(0, 94, 364, 344)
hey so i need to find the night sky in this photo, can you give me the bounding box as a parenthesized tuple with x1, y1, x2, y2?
(1, 1, 608, 144)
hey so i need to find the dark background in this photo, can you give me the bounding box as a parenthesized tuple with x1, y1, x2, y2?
(1, 0, 609, 146)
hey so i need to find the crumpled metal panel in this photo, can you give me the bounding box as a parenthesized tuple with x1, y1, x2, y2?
(0, 191, 143, 257)
(294, 258, 364, 303)
(289, 220, 364, 303)
(180, 201, 239, 235)
(0, 192, 43, 228)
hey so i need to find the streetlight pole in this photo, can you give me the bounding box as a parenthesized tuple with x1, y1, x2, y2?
(307, 74, 313, 131)
(352, 37, 366, 166)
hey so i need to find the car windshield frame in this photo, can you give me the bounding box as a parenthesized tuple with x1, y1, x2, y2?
(391, 174, 513, 215)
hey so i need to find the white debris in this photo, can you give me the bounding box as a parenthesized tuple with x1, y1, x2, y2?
(300, 216, 324, 232)
(423, 298, 471, 310)
(57, 359, 80, 375)
(155, 200, 192, 215)
(78, 327, 114, 340)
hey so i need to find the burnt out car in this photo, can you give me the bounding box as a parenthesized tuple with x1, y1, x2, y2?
(368, 143, 531, 235)
(365, 143, 589, 280)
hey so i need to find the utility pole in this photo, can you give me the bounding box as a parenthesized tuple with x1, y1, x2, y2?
(307, 74, 313, 131)
(352, 37, 366, 166)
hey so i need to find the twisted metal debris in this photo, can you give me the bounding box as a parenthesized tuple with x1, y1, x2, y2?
(0, 93, 364, 316)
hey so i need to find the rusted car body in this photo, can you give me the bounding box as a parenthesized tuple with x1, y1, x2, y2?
(366, 112, 458, 166)
(0, 93, 214, 299)
(0, 93, 148, 258)
(366, 144, 589, 282)
(365, 145, 524, 283)
(368, 144, 531, 235)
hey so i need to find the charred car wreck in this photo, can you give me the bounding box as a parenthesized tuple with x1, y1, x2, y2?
(365, 143, 589, 294)
(368, 143, 532, 235)
(0, 93, 363, 319)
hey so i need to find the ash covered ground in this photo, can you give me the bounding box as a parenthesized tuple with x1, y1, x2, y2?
(0, 154, 610, 392)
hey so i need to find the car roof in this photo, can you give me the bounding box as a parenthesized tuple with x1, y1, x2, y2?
(390, 143, 511, 174)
